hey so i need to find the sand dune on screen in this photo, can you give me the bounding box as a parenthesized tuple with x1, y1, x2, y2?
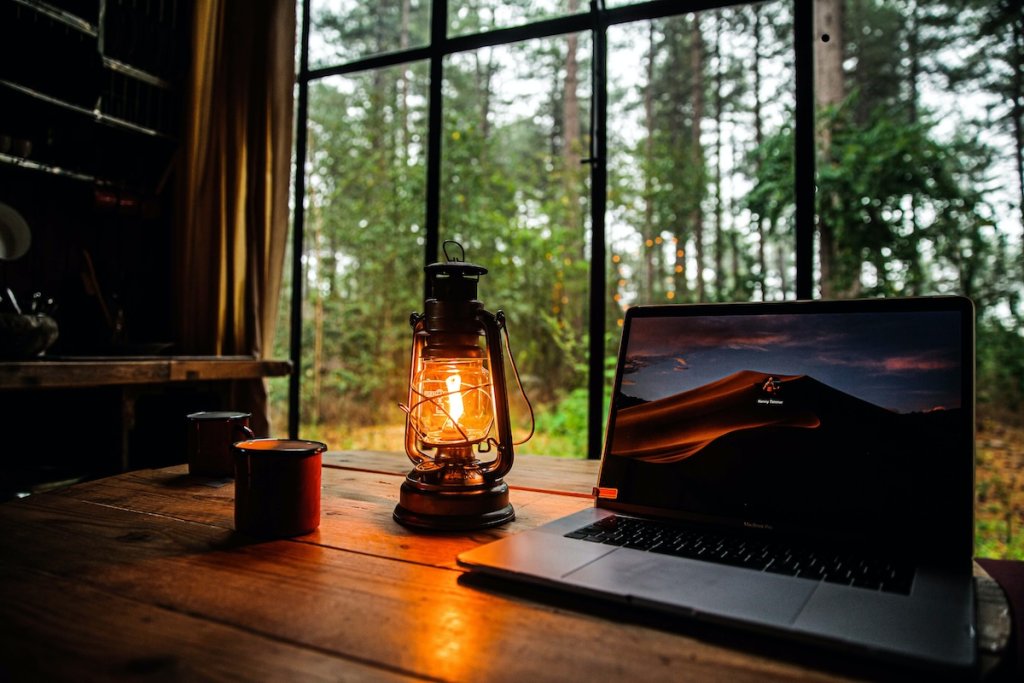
(611, 370, 824, 463)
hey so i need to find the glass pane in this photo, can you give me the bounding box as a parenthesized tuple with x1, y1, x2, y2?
(298, 66, 429, 451)
(441, 34, 592, 457)
(607, 2, 795, 329)
(309, 0, 431, 69)
(449, 1, 585, 37)
(812, 2, 1024, 559)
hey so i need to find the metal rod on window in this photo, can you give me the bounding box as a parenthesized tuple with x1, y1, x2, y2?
(423, 0, 448, 289)
(289, 0, 313, 439)
(587, 0, 608, 460)
(794, 0, 815, 300)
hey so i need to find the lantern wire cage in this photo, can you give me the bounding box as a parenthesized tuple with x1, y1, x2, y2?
(399, 313, 535, 452)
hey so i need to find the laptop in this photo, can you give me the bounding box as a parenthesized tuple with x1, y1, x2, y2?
(458, 296, 977, 672)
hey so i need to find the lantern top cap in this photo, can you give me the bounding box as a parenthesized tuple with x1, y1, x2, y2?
(425, 241, 488, 301)
(425, 240, 487, 277)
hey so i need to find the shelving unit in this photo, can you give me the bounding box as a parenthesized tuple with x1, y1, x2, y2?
(0, 0, 192, 357)
(0, 0, 188, 190)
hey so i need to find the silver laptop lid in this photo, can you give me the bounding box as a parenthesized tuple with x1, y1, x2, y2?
(597, 297, 975, 565)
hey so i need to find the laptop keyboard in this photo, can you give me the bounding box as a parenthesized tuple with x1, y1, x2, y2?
(565, 515, 914, 595)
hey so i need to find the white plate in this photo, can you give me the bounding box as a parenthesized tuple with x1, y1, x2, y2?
(0, 202, 31, 260)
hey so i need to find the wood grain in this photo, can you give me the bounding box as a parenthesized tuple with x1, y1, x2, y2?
(0, 451, 992, 681)
(0, 563, 410, 682)
(54, 463, 592, 570)
(0, 493, 848, 682)
(0, 356, 290, 389)
(324, 450, 601, 497)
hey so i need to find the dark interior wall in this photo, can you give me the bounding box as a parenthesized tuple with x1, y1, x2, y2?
(0, 0, 201, 496)
(0, 0, 192, 353)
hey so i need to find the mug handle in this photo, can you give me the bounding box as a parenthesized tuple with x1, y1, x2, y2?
(234, 424, 257, 486)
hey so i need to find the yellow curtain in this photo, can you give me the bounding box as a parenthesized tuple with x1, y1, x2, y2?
(175, 0, 295, 435)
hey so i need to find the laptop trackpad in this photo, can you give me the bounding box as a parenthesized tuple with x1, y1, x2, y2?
(565, 548, 816, 627)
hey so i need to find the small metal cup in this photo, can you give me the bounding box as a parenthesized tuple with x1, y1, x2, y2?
(185, 411, 254, 478)
(233, 438, 326, 538)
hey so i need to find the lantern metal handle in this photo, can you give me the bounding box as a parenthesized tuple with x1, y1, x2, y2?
(476, 309, 514, 481)
(402, 313, 431, 466)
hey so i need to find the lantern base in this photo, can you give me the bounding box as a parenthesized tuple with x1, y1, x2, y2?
(393, 476, 515, 531)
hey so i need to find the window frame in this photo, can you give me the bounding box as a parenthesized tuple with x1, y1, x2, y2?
(287, 0, 816, 458)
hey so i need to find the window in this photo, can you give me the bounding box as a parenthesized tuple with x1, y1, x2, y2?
(281, 1, 1024, 558)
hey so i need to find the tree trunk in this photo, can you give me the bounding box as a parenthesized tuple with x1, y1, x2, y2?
(815, 0, 845, 298)
(475, 50, 496, 144)
(690, 15, 706, 302)
(397, 0, 411, 160)
(562, 0, 584, 328)
(712, 13, 724, 301)
(644, 22, 657, 302)
(307, 131, 324, 425)
(563, 0, 582, 258)
(775, 229, 788, 297)
(905, 0, 925, 295)
(753, 3, 768, 300)
(1012, 7, 1024, 245)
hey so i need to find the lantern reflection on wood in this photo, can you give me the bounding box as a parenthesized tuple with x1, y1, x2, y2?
(395, 242, 528, 531)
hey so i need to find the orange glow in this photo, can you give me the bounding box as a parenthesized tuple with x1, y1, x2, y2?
(674, 265, 683, 273)
(655, 236, 663, 244)
(645, 239, 654, 248)
(410, 358, 494, 445)
(676, 249, 684, 258)
(612, 254, 621, 263)
(666, 291, 675, 300)
(403, 577, 504, 681)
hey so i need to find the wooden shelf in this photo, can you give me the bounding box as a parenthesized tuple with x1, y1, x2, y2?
(102, 56, 173, 91)
(0, 79, 169, 139)
(12, 0, 97, 37)
(0, 150, 98, 184)
(0, 356, 293, 390)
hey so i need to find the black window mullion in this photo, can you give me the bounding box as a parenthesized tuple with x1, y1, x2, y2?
(288, 0, 313, 439)
(424, 0, 448, 280)
(587, 1, 608, 460)
(794, 0, 814, 300)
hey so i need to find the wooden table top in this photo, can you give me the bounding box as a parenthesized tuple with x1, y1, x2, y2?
(0, 451, 1010, 681)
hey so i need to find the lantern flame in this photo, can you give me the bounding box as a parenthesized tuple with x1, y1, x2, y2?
(445, 373, 464, 425)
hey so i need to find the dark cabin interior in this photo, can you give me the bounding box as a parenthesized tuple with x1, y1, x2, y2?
(0, 0, 293, 496)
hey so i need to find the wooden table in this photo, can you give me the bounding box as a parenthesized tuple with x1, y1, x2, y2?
(0, 452, 1012, 681)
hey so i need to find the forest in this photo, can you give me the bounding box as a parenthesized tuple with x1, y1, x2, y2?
(274, 0, 1024, 557)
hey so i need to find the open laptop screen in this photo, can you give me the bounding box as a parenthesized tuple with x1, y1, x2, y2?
(598, 298, 974, 561)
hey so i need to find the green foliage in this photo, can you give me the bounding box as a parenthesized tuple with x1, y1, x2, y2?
(978, 317, 1024, 418)
(533, 387, 589, 442)
(749, 94, 1007, 301)
(289, 0, 1024, 557)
